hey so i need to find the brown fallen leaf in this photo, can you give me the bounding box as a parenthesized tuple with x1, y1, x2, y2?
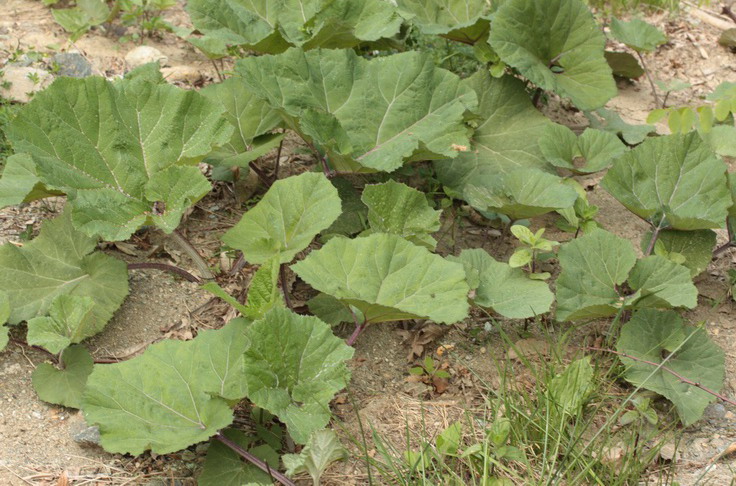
(397, 323, 448, 361)
(432, 376, 449, 394)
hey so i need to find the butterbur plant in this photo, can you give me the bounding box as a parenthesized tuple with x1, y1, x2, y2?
(508, 225, 558, 280)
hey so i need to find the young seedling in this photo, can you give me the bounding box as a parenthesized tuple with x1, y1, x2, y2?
(461, 418, 525, 480)
(509, 225, 558, 279)
(410, 356, 451, 381)
(610, 17, 667, 107)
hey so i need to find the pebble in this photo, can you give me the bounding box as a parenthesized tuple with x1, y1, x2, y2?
(71, 424, 101, 448)
(161, 65, 202, 84)
(125, 46, 168, 69)
(52, 52, 93, 78)
(0, 66, 53, 103)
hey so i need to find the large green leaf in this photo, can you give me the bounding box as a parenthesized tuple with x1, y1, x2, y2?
(222, 172, 342, 264)
(610, 17, 667, 53)
(7, 76, 231, 241)
(463, 169, 578, 220)
(556, 230, 636, 321)
(547, 357, 594, 417)
(27, 295, 98, 354)
(627, 256, 698, 310)
(187, 0, 402, 55)
(236, 48, 477, 173)
(618, 309, 724, 426)
(641, 229, 716, 277)
(539, 124, 626, 174)
(0, 154, 59, 208)
(489, 0, 616, 111)
(0, 208, 128, 326)
(396, 0, 492, 44)
(242, 308, 354, 444)
(199, 429, 279, 486)
(434, 71, 552, 199)
(200, 77, 283, 170)
(82, 319, 250, 454)
(292, 233, 470, 324)
(362, 180, 441, 249)
(586, 108, 655, 145)
(32, 345, 93, 409)
(602, 133, 731, 230)
(449, 249, 553, 319)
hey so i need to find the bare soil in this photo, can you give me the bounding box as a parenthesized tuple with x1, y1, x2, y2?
(1, 1, 736, 484)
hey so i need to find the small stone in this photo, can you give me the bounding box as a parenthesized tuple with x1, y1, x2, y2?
(31, 411, 42, 420)
(704, 403, 727, 420)
(52, 52, 93, 78)
(125, 46, 167, 69)
(72, 424, 101, 448)
(659, 442, 678, 461)
(161, 65, 202, 84)
(0, 66, 53, 103)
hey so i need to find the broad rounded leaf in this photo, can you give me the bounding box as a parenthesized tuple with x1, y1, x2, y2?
(32, 345, 93, 409)
(610, 17, 666, 53)
(82, 319, 250, 454)
(222, 172, 342, 264)
(489, 0, 616, 110)
(187, 0, 402, 54)
(540, 125, 626, 174)
(292, 233, 470, 324)
(434, 71, 552, 199)
(27, 295, 97, 354)
(641, 230, 716, 277)
(0, 154, 59, 208)
(199, 429, 279, 486)
(307, 293, 364, 327)
(699, 125, 736, 158)
(618, 309, 724, 426)
(200, 77, 283, 170)
(7, 76, 232, 241)
(602, 133, 731, 230)
(587, 108, 655, 146)
(242, 308, 354, 444)
(605, 51, 645, 79)
(362, 180, 441, 249)
(556, 229, 636, 321)
(627, 256, 698, 310)
(0, 208, 128, 326)
(464, 169, 578, 220)
(449, 249, 553, 319)
(283, 428, 347, 484)
(396, 0, 492, 44)
(547, 357, 594, 416)
(236, 48, 477, 172)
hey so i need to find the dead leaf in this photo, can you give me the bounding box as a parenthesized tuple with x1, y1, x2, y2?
(432, 376, 449, 394)
(56, 471, 69, 486)
(506, 338, 551, 360)
(397, 323, 448, 361)
(436, 344, 455, 357)
(112, 241, 141, 256)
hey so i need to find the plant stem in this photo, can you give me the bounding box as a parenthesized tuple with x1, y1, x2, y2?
(346, 322, 366, 347)
(127, 262, 201, 283)
(280, 264, 293, 310)
(169, 230, 215, 280)
(532, 88, 543, 108)
(636, 51, 660, 108)
(228, 252, 247, 276)
(215, 432, 296, 486)
(713, 242, 735, 258)
(643, 224, 662, 257)
(272, 137, 285, 185)
(210, 59, 224, 82)
(248, 162, 272, 186)
(586, 346, 736, 407)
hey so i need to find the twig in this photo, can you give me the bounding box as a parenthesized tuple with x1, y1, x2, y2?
(586, 346, 736, 407)
(127, 262, 201, 283)
(722, 6, 736, 24)
(248, 161, 272, 187)
(169, 229, 215, 280)
(280, 264, 293, 310)
(636, 51, 660, 108)
(713, 242, 735, 258)
(210, 59, 224, 82)
(644, 224, 661, 256)
(215, 432, 296, 486)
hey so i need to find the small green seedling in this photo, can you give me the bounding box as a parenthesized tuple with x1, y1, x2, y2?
(619, 396, 658, 428)
(509, 225, 558, 279)
(410, 356, 451, 381)
(461, 418, 525, 481)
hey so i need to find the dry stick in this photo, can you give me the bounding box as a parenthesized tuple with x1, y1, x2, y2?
(214, 432, 296, 486)
(210, 59, 224, 82)
(723, 6, 736, 24)
(127, 262, 201, 283)
(636, 51, 661, 108)
(169, 229, 215, 280)
(280, 264, 293, 310)
(586, 346, 736, 408)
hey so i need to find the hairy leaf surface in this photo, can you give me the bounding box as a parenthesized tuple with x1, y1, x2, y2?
(450, 249, 553, 319)
(242, 308, 353, 444)
(236, 48, 477, 172)
(628, 256, 698, 310)
(641, 230, 716, 277)
(7, 76, 231, 240)
(0, 154, 59, 208)
(27, 295, 97, 354)
(396, 0, 492, 43)
(539, 124, 626, 174)
(32, 345, 93, 409)
(602, 133, 731, 230)
(283, 429, 347, 484)
(222, 172, 342, 264)
(82, 319, 250, 454)
(293, 233, 470, 324)
(362, 180, 441, 249)
(489, 0, 616, 110)
(0, 209, 128, 326)
(618, 310, 724, 425)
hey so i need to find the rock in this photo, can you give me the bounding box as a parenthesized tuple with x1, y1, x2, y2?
(659, 441, 678, 461)
(0, 66, 53, 103)
(704, 403, 727, 421)
(124, 46, 167, 69)
(53, 52, 93, 78)
(161, 65, 202, 84)
(71, 424, 101, 448)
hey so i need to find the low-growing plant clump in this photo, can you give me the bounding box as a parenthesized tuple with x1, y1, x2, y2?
(2, 0, 736, 483)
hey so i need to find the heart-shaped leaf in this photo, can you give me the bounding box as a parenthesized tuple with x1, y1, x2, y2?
(540, 124, 626, 174)
(222, 172, 342, 264)
(32, 345, 93, 409)
(489, 0, 616, 110)
(27, 295, 97, 354)
(641, 230, 716, 277)
(199, 429, 279, 486)
(610, 17, 667, 53)
(292, 233, 470, 324)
